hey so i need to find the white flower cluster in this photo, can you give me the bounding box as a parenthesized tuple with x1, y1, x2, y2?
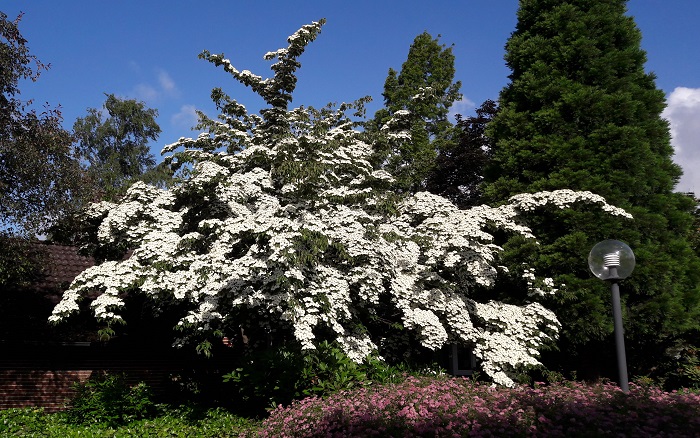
(472, 301, 560, 386)
(507, 190, 633, 219)
(49, 22, 632, 387)
(522, 267, 560, 297)
(381, 108, 413, 142)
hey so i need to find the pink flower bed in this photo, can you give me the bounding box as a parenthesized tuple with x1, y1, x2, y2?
(255, 376, 700, 437)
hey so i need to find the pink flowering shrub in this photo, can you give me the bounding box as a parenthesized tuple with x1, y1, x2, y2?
(254, 376, 700, 437)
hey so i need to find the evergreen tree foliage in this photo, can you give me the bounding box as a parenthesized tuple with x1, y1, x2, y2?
(426, 99, 497, 208)
(370, 32, 462, 193)
(483, 0, 700, 380)
(691, 195, 700, 253)
(49, 20, 633, 387)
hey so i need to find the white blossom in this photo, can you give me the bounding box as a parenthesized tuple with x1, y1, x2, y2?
(50, 21, 633, 387)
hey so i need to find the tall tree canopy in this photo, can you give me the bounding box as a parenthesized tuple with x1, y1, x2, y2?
(0, 12, 85, 236)
(47, 95, 174, 246)
(426, 99, 497, 208)
(73, 94, 164, 201)
(483, 0, 700, 381)
(50, 20, 633, 387)
(370, 32, 462, 193)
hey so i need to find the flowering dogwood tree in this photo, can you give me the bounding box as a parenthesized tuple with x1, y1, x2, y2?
(50, 20, 631, 386)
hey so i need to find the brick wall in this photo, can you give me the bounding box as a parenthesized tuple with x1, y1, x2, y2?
(0, 343, 236, 412)
(0, 368, 92, 412)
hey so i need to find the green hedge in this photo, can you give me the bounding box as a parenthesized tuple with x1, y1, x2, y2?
(0, 407, 259, 437)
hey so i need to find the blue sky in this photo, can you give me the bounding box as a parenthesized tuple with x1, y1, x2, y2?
(4, 1, 700, 193)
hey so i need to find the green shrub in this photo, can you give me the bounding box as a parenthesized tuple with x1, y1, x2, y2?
(0, 406, 261, 437)
(643, 341, 700, 391)
(223, 345, 305, 415)
(224, 341, 383, 415)
(297, 340, 369, 397)
(665, 344, 700, 390)
(223, 341, 432, 416)
(65, 373, 158, 427)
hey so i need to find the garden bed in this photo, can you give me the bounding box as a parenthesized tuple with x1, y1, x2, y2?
(2, 376, 699, 437)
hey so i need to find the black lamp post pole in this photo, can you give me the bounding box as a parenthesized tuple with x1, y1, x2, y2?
(607, 266, 629, 393)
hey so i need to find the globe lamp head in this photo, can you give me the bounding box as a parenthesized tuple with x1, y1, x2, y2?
(588, 240, 635, 280)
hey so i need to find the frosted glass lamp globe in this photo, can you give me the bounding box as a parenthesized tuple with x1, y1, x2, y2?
(588, 240, 635, 280)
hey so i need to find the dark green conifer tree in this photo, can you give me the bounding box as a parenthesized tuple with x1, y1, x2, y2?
(370, 32, 461, 193)
(483, 0, 700, 384)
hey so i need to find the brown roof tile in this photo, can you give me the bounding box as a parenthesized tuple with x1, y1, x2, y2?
(31, 244, 96, 291)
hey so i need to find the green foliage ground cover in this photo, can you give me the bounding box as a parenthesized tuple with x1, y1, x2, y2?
(0, 407, 258, 437)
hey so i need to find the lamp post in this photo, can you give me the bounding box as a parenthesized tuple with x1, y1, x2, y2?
(588, 240, 635, 393)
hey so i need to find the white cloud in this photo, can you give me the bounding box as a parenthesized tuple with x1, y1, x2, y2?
(448, 97, 476, 122)
(158, 70, 177, 94)
(662, 87, 700, 194)
(132, 83, 160, 102)
(171, 104, 199, 131)
(130, 69, 179, 103)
